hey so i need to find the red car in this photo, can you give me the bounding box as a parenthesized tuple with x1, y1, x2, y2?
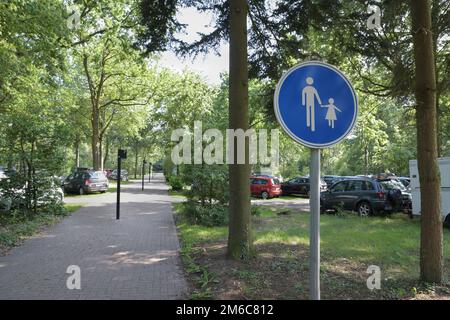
(250, 176, 282, 199)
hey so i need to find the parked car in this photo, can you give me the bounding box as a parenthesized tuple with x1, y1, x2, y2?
(250, 176, 282, 199)
(398, 177, 411, 189)
(104, 169, 114, 179)
(251, 174, 283, 182)
(109, 169, 129, 181)
(152, 163, 163, 172)
(323, 175, 341, 188)
(63, 170, 109, 195)
(320, 177, 403, 216)
(378, 178, 412, 214)
(282, 177, 327, 197)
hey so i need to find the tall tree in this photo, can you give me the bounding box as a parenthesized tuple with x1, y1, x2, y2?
(138, 0, 258, 260)
(227, 0, 252, 259)
(410, 0, 443, 284)
(69, 0, 152, 170)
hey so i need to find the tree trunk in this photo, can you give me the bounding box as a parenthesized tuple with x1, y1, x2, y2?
(91, 107, 100, 170)
(431, 0, 441, 157)
(227, 0, 252, 260)
(364, 145, 369, 176)
(410, 0, 443, 284)
(103, 137, 110, 169)
(75, 135, 80, 168)
(99, 137, 103, 171)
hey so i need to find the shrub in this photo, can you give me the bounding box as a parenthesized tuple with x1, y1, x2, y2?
(182, 164, 229, 205)
(182, 201, 228, 227)
(168, 176, 184, 191)
(251, 205, 263, 216)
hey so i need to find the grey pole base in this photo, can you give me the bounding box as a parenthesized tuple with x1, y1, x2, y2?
(309, 148, 321, 300)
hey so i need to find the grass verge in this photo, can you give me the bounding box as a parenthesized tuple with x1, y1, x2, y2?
(0, 203, 83, 255)
(173, 203, 450, 300)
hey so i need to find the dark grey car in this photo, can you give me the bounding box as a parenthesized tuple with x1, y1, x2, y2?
(63, 171, 109, 195)
(320, 178, 402, 216)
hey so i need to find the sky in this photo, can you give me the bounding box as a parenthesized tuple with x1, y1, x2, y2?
(157, 7, 229, 85)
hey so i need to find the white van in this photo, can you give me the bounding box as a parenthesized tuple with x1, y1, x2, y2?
(409, 157, 450, 227)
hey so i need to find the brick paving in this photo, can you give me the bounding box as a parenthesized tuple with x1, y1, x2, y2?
(0, 173, 187, 300)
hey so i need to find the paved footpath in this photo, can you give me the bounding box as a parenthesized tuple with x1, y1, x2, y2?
(0, 173, 187, 300)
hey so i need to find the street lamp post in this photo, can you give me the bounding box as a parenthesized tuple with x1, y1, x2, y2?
(149, 162, 152, 182)
(116, 149, 127, 220)
(142, 159, 147, 191)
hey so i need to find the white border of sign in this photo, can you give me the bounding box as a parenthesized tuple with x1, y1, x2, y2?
(274, 61, 359, 149)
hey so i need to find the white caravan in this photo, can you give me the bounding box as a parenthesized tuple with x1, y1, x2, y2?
(409, 157, 450, 227)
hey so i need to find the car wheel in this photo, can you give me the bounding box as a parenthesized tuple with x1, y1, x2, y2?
(357, 201, 372, 217)
(261, 191, 269, 200)
(320, 201, 325, 214)
(79, 187, 85, 196)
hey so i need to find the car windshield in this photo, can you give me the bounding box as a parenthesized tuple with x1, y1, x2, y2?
(272, 179, 280, 185)
(400, 179, 410, 187)
(90, 171, 106, 179)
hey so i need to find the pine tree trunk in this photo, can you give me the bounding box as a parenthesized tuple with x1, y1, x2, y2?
(227, 0, 252, 260)
(431, 0, 441, 157)
(410, 0, 443, 284)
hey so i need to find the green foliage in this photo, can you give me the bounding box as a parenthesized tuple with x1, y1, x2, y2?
(168, 175, 184, 191)
(181, 201, 228, 227)
(0, 203, 78, 247)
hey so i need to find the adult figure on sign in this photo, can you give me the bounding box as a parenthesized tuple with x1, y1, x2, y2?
(302, 77, 322, 132)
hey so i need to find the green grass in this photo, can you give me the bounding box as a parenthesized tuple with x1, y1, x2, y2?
(64, 203, 83, 213)
(255, 212, 450, 278)
(252, 195, 308, 201)
(169, 189, 188, 198)
(0, 203, 84, 252)
(175, 203, 450, 284)
(173, 203, 227, 299)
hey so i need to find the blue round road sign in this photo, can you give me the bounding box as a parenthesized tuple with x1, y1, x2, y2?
(274, 61, 358, 148)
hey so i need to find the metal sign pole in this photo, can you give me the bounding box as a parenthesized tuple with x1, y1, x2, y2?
(309, 148, 321, 300)
(116, 155, 121, 220)
(273, 61, 358, 301)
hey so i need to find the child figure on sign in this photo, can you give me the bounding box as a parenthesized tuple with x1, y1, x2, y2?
(321, 98, 341, 129)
